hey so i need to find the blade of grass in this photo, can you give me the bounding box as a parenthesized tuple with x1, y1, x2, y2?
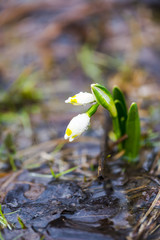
(5, 210, 19, 216)
(0, 205, 12, 230)
(0, 232, 4, 240)
(17, 216, 26, 229)
(55, 166, 78, 178)
(50, 166, 78, 179)
(52, 143, 65, 154)
(50, 167, 56, 178)
(9, 154, 17, 171)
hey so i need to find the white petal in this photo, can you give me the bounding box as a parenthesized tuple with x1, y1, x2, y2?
(65, 92, 96, 105)
(64, 134, 68, 140)
(69, 137, 74, 142)
(65, 98, 71, 103)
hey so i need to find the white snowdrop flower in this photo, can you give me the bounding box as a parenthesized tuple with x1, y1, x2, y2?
(64, 113, 90, 142)
(65, 92, 96, 105)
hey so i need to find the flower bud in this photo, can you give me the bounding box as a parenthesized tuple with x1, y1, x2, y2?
(91, 83, 117, 118)
(65, 92, 95, 105)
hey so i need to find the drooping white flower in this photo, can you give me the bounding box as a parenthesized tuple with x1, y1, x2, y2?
(64, 113, 90, 142)
(65, 92, 96, 105)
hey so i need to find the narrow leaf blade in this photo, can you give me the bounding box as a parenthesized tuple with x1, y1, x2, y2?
(115, 99, 127, 137)
(113, 86, 127, 114)
(124, 102, 140, 162)
(55, 166, 78, 178)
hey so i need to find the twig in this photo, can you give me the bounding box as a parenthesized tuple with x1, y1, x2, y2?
(0, 170, 23, 191)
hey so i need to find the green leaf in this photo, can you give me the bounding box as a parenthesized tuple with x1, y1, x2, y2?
(114, 100, 127, 137)
(91, 84, 117, 118)
(113, 86, 127, 114)
(124, 102, 140, 162)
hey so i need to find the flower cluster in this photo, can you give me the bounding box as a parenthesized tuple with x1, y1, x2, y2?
(64, 86, 99, 141)
(64, 83, 117, 142)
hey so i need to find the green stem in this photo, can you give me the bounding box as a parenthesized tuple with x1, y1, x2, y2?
(9, 154, 17, 171)
(87, 103, 99, 117)
(112, 116, 122, 149)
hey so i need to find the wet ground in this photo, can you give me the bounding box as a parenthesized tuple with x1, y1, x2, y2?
(0, 0, 160, 239)
(1, 155, 160, 240)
